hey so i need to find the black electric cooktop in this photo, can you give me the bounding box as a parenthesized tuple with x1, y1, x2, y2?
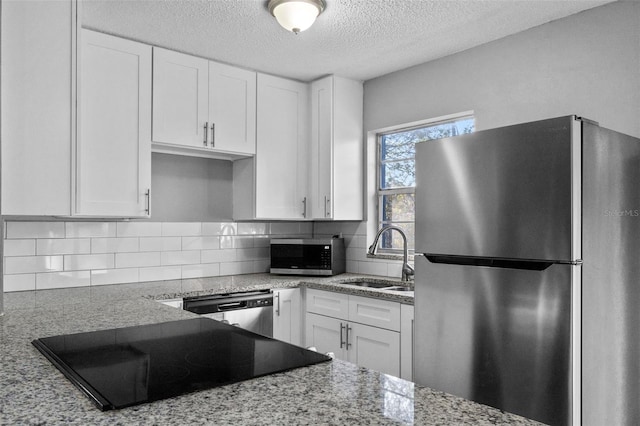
(32, 318, 331, 411)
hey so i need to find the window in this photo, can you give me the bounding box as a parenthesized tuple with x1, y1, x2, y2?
(377, 115, 475, 253)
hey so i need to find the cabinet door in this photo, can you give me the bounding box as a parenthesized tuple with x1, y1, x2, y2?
(255, 73, 309, 219)
(310, 76, 333, 219)
(306, 289, 349, 320)
(77, 30, 151, 217)
(305, 312, 347, 360)
(348, 322, 400, 377)
(273, 288, 301, 346)
(208, 61, 256, 155)
(309, 76, 364, 221)
(1, 0, 75, 215)
(400, 304, 414, 381)
(152, 47, 208, 148)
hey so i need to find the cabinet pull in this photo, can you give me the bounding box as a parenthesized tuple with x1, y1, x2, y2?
(144, 189, 151, 215)
(325, 196, 331, 218)
(210, 123, 215, 147)
(203, 122, 208, 146)
(302, 197, 307, 218)
(339, 322, 346, 348)
(346, 324, 352, 349)
(275, 292, 280, 316)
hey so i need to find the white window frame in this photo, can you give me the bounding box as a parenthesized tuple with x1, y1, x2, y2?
(371, 111, 475, 256)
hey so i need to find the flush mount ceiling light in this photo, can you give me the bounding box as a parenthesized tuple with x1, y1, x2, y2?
(268, 0, 326, 34)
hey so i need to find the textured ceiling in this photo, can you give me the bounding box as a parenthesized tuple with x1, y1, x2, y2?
(82, 0, 614, 82)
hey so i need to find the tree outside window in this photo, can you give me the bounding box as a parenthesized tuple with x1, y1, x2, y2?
(377, 117, 475, 252)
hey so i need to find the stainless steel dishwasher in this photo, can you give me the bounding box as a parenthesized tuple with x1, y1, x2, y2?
(182, 290, 273, 337)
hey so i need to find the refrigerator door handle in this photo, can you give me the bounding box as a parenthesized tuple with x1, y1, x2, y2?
(424, 255, 553, 271)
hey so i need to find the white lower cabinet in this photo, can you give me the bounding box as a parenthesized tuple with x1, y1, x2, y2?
(400, 304, 414, 381)
(272, 288, 302, 346)
(305, 289, 402, 377)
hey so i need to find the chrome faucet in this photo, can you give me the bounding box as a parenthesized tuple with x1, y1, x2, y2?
(368, 225, 415, 282)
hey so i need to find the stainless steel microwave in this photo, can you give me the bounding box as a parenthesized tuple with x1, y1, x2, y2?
(270, 238, 345, 276)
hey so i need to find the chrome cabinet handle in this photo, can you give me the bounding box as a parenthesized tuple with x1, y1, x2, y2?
(346, 324, 352, 349)
(210, 123, 215, 147)
(203, 122, 208, 146)
(145, 189, 151, 215)
(302, 197, 307, 218)
(275, 292, 280, 316)
(325, 196, 331, 217)
(339, 322, 346, 348)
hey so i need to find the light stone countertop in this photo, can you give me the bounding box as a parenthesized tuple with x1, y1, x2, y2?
(0, 273, 542, 425)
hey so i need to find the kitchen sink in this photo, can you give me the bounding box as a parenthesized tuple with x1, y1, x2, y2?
(382, 286, 414, 292)
(340, 280, 395, 288)
(337, 279, 413, 292)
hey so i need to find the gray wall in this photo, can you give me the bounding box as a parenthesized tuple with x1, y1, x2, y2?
(151, 153, 233, 222)
(364, 1, 640, 138)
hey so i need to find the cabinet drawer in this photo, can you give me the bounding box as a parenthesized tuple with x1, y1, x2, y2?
(306, 289, 349, 320)
(348, 295, 400, 331)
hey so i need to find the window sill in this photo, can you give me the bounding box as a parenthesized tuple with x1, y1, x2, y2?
(367, 253, 415, 262)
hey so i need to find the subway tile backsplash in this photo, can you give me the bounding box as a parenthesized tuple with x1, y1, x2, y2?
(3, 221, 312, 291)
(3, 220, 408, 292)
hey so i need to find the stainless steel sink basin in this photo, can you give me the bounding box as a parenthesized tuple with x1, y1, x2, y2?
(340, 280, 394, 288)
(382, 286, 414, 292)
(337, 280, 413, 292)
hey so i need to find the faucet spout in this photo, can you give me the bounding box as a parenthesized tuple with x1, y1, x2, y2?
(368, 225, 414, 282)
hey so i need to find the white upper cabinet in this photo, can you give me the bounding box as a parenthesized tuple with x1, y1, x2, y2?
(152, 47, 209, 149)
(152, 48, 256, 158)
(76, 30, 152, 217)
(310, 75, 364, 220)
(1, 0, 77, 216)
(252, 73, 309, 219)
(208, 62, 256, 155)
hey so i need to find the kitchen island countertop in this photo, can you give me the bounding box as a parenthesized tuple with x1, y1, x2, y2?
(0, 273, 541, 425)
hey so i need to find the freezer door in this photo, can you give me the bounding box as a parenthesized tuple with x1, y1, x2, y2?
(415, 116, 579, 261)
(414, 255, 573, 426)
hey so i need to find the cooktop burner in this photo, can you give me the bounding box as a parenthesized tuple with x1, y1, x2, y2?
(32, 318, 331, 411)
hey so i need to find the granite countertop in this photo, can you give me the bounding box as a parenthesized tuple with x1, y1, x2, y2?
(0, 273, 541, 425)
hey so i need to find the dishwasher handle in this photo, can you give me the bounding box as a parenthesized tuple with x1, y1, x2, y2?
(218, 301, 246, 311)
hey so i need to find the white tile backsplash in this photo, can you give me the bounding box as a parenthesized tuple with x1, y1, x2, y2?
(65, 222, 117, 238)
(37, 238, 91, 255)
(64, 254, 115, 271)
(2, 220, 310, 291)
(36, 271, 90, 290)
(5, 255, 64, 274)
(161, 250, 201, 266)
(237, 222, 269, 235)
(4, 274, 36, 292)
(115, 252, 161, 268)
(91, 237, 139, 254)
(181, 236, 220, 250)
(162, 222, 202, 237)
(201, 248, 236, 264)
(139, 237, 182, 252)
(91, 268, 139, 286)
(139, 266, 181, 282)
(181, 263, 220, 279)
(6, 222, 65, 239)
(202, 222, 237, 236)
(220, 261, 254, 276)
(116, 222, 162, 238)
(4, 239, 36, 256)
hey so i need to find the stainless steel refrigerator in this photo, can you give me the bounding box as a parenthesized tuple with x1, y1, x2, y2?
(414, 116, 639, 426)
